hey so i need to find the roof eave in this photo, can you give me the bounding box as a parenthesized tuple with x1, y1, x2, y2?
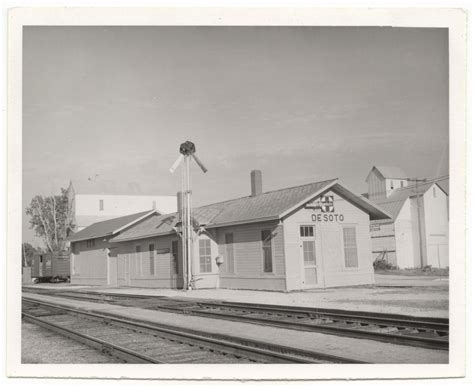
(279, 179, 339, 219)
(205, 215, 281, 229)
(69, 232, 114, 243)
(333, 181, 393, 220)
(110, 230, 176, 243)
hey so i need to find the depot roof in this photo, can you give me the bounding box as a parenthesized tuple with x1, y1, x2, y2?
(68, 210, 157, 242)
(110, 179, 392, 243)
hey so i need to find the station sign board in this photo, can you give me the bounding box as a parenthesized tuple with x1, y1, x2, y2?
(306, 195, 345, 222)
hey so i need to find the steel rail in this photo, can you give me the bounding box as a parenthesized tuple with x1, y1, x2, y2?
(22, 312, 162, 363)
(197, 301, 449, 331)
(178, 305, 449, 350)
(22, 297, 365, 364)
(22, 289, 449, 350)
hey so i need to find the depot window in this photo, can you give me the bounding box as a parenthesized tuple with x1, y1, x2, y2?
(300, 226, 314, 237)
(199, 239, 212, 273)
(99, 199, 104, 211)
(261, 230, 273, 273)
(343, 227, 358, 268)
(149, 244, 155, 275)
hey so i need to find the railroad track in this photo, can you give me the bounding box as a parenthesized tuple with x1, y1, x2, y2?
(22, 297, 363, 364)
(22, 288, 449, 351)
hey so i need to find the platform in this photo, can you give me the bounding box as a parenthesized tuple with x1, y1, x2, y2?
(23, 273, 449, 319)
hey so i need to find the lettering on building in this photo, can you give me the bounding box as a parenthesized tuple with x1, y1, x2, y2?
(306, 195, 344, 222)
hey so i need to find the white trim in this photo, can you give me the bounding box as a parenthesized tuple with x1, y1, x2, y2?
(332, 181, 393, 220)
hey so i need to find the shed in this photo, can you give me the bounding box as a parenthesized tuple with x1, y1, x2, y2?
(68, 210, 157, 285)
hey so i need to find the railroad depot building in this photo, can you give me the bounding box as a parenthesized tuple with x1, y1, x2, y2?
(69, 172, 391, 291)
(366, 166, 449, 269)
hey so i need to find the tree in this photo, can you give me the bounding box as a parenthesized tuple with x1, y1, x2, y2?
(22, 242, 41, 267)
(25, 187, 75, 252)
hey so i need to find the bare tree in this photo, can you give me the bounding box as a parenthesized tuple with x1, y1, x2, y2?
(26, 188, 75, 252)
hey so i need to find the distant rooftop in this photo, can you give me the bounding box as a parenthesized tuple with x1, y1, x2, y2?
(366, 166, 408, 181)
(371, 181, 448, 224)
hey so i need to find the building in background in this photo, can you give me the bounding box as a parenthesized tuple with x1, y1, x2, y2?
(67, 180, 177, 232)
(70, 171, 391, 291)
(366, 166, 449, 269)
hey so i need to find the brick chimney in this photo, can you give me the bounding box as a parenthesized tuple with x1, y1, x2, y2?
(251, 170, 262, 197)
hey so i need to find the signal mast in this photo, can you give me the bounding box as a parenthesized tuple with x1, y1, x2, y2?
(169, 141, 207, 290)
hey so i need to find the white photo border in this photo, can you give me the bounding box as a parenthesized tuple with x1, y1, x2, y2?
(6, 7, 467, 380)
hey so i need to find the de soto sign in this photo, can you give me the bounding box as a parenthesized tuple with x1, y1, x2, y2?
(305, 195, 345, 222)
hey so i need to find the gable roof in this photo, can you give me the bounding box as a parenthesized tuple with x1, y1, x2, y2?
(111, 179, 392, 243)
(371, 181, 446, 224)
(366, 166, 408, 182)
(68, 210, 156, 242)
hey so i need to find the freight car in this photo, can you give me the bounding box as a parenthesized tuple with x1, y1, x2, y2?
(31, 251, 70, 283)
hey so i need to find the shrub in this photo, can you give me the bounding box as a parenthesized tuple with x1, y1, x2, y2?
(373, 259, 398, 271)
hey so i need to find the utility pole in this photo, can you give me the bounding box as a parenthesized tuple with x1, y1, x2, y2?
(407, 177, 427, 268)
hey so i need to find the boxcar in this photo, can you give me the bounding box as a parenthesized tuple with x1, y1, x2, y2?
(31, 251, 70, 282)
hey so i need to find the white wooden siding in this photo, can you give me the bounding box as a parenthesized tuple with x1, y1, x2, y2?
(70, 238, 108, 285)
(283, 190, 374, 290)
(423, 185, 449, 268)
(367, 169, 386, 200)
(114, 234, 183, 288)
(215, 222, 286, 291)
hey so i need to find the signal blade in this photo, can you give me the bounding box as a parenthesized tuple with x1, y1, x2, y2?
(191, 153, 208, 173)
(169, 154, 185, 173)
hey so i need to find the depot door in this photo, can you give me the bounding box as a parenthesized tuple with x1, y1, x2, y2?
(299, 225, 319, 287)
(123, 255, 131, 285)
(108, 256, 118, 286)
(171, 240, 184, 289)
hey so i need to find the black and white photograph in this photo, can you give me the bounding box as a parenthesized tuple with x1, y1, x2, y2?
(5, 6, 468, 382)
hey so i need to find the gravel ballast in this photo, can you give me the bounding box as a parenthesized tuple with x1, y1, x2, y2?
(22, 321, 125, 364)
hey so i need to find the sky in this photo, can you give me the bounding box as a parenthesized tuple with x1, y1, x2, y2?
(22, 26, 449, 246)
